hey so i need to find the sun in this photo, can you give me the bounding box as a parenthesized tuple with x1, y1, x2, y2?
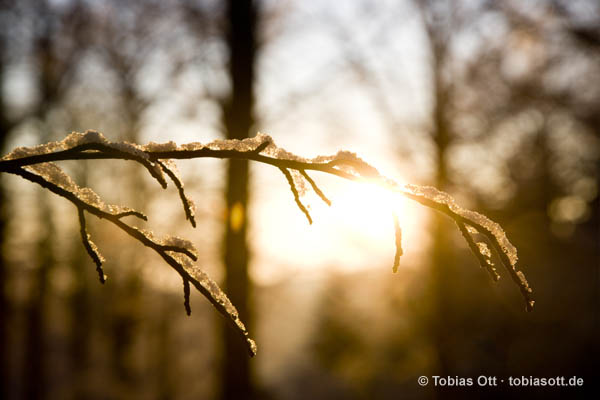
(252, 174, 426, 283)
(325, 182, 406, 239)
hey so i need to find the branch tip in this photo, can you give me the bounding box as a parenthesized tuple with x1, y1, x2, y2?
(183, 278, 191, 316)
(253, 140, 271, 154)
(156, 159, 196, 228)
(279, 167, 313, 224)
(392, 213, 403, 273)
(300, 169, 331, 206)
(77, 208, 107, 284)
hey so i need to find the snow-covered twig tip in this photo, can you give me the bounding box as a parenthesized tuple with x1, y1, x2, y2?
(456, 221, 500, 282)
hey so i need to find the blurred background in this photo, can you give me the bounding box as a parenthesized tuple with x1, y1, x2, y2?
(0, 0, 598, 399)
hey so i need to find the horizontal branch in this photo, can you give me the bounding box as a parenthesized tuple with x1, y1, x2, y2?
(0, 131, 534, 357)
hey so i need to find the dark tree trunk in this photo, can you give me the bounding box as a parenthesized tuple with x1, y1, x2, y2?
(24, 194, 54, 400)
(220, 1, 257, 399)
(0, 121, 9, 400)
(0, 97, 9, 400)
(0, 9, 11, 398)
(430, 59, 454, 379)
(69, 165, 91, 400)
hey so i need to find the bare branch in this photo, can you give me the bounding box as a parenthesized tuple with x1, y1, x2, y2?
(183, 278, 191, 316)
(156, 159, 196, 227)
(78, 207, 107, 283)
(300, 169, 331, 206)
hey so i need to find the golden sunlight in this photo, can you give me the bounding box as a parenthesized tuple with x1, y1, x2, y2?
(316, 182, 407, 239)
(252, 174, 428, 284)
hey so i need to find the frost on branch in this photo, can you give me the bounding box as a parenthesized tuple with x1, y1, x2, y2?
(456, 221, 500, 282)
(0, 130, 536, 358)
(402, 184, 533, 311)
(1, 145, 256, 355)
(25, 162, 147, 220)
(168, 251, 257, 356)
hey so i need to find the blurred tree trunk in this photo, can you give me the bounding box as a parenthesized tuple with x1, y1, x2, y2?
(429, 51, 454, 379)
(421, 10, 455, 382)
(0, 156, 8, 400)
(156, 298, 174, 400)
(108, 104, 146, 400)
(24, 191, 55, 400)
(220, 1, 257, 399)
(0, 64, 10, 400)
(23, 6, 60, 396)
(103, 15, 153, 390)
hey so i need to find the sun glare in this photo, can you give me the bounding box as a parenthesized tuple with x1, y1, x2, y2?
(252, 174, 427, 285)
(323, 182, 406, 238)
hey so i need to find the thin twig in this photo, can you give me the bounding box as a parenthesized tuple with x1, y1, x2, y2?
(115, 210, 148, 220)
(156, 159, 196, 227)
(456, 221, 500, 282)
(392, 212, 403, 273)
(183, 278, 191, 316)
(279, 167, 312, 224)
(78, 207, 107, 283)
(300, 169, 331, 206)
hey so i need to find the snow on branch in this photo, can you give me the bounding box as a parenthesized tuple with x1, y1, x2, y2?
(0, 130, 535, 357)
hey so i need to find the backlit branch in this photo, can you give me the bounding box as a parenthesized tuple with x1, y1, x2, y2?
(279, 167, 312, 224)
(156, 159, 196, 227)
(456, 221, 500, 282)
(299, 169, 331, 206)
(0, 130, 535, 358)
(6, 162, 256, 356)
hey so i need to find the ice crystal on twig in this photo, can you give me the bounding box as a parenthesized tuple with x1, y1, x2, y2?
(168, 252, 257, 356)
(456, 221, 500, 282)
(403, 184, 532, 309)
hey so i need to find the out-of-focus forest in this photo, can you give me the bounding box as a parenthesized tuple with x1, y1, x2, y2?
(0, 0, 598, 399)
